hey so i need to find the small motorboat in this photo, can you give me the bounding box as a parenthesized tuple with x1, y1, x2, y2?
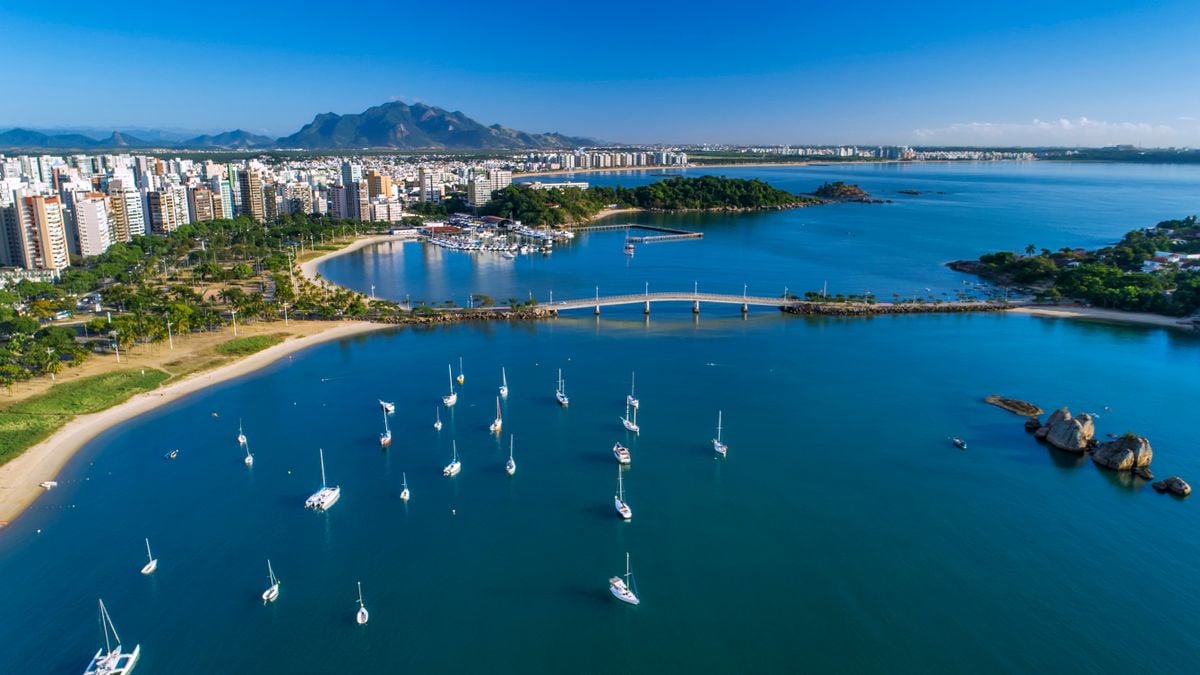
(163, 449, 179, 460)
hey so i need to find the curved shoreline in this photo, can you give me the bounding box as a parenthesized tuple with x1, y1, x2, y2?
(1011, 305, 1196, 330)
(0, 321, 391, 528)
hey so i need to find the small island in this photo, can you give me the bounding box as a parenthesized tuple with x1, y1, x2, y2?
(811, 181, 889, 203)
(482, 176, 821, 226)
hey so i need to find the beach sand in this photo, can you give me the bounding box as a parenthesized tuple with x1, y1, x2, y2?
(1012, 305, 1196, 330)
(0, 321, 391, 527)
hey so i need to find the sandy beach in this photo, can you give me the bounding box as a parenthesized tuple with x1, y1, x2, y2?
(1012, 305, 1197, 330)
(298, 233, 415, 284)
(0, 320, 391, 527)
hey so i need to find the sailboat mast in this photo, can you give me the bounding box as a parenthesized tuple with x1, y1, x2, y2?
(717, 411, 722, 440)
(509, 436, 514, 459)
(625, 552, 631, 581)
(145, 538, 152, 561)
(319, 448, 327, 487)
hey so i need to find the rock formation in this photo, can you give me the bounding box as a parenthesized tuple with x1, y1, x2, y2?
(1152, 476, 1191, 496)
(1036, 407, 1095, 452)
(1092, 435, 1153, 471)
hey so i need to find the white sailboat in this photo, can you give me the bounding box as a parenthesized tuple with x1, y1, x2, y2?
(609, 553, 640, 605)
(713, 410, 728, 456)
(626, 372, 639, 410)
(379, 410, 392, 448)
(262, 560, 280, 603)
(612, 442, 631, 465)
(443, 440, 461, 476)
(400, 472, 410, 501)
(620, 400, 639, 434)
(433, 407, 443, 431)
(304, 448, 341, 510)
(555, 368, 569, 407)
(379, 400, 395, 414)
(140, 538, 157, 575)
(456, 356, 465, 385)
(505, 436, 516, 476)
(489, 396, 503, 434)
(243, 438, 254, 467)
(237, 419, 247, 446)
(614, 469, 632, 520)
(85, 599, 141, 674)
(442, 364, 458, 407)
(355, 582, 369, 625)
(499, 367, 508, 399)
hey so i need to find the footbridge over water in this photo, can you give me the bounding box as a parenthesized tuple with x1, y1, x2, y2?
(543, 290, 796, 315)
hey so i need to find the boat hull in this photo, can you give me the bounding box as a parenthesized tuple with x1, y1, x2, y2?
(615, 498, 632, 520)
(443, 462, 461, 476)
(305, 486, 341, 511)
(262, 584, 279, 603)
(140, 560, 157, 575)
(85, 644, 140, 675)
(609, 579, 640, 605)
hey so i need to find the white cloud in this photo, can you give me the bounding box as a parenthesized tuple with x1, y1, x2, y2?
(911, 117, 1197, 146)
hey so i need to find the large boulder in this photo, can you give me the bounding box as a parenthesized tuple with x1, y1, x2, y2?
(1092, 435, 1153, 471)
(1152, 476, 1191, 496)
(1042, 408, 1095, 452)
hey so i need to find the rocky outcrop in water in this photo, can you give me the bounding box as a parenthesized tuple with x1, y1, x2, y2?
(1092, 435, 1153, 471)
(1152, 476, 1191, 496)
(1034, 407, 1095, 452)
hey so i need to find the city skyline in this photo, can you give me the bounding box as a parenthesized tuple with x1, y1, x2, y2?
(3, 1, 1199, 147)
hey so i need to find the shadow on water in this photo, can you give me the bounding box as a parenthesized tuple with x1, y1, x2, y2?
(1044, 444, 1089, 470)
(1094, 465, 1152, 493)
(562, 584, 616, 608)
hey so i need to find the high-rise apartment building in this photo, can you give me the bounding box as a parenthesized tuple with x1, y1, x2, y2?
(10, 194, 70, 272)
(73, 192, 112, 257)
(238, 169, 266, 222)
(366, 171, 392, 199)
(188, 186, 216, 223)
(146, 190, 180, 234)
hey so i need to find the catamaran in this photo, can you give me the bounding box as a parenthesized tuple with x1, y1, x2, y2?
(442, 364, 458, 407)
(379, 400, 395, 415)
(456, 356, 465, 385)
(620, 400, 639, 434)
(434, 408, 443, 431)
(555, 368, 569, 407)
(262, 560, 280, 603)
(614, 469, 632, 520)
(237, 419, 247, 446)
(505, 436, 517, 476)
(304, 448, 341, 511)
(713, 410, 728, 456)
(499, 367, 508, 399)
(243, 438, 254, 466)
(443, 440, 461, 476)
(379, 410, 392, 448)
(84, 599, 140, 675)
(400, 472, 410, 501)
(626, 372, 639, 410)
(489, 397, 503, 434)
(355, 582, 370, 625)
(140, 538, 157, 575)
(613, 442, 631, 465)
(609, 553, 640, 605)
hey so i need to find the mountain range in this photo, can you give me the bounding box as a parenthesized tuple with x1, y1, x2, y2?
(0, 102, 596, 152)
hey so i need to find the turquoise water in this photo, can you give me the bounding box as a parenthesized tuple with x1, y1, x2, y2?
(2, 163, 1200, 674)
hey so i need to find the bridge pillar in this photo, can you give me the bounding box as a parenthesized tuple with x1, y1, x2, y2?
(644, 300, 651, 315)
(594, 304, 601, 316)
(692, 300, 700, 314)
(741, 303, 748, 314)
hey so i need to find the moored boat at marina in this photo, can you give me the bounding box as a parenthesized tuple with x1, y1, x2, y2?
(713, 410, 728, 456)
(262, 560, 280, 603)
(443, 440, 462, 476)
(614, 469, 632, 520)
(556, 368, 569, 407)
(442, 364, 458, 407)
(139, 538, 157, 575)
(304, 448, 341, 511)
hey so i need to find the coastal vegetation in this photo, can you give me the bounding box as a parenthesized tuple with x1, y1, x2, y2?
(813, 181, 870, 199)
(0, 368, 169, 465)
(214, 334, 286, 356)
(961, 216, 1200, 317)
(483, 176, 819, 225)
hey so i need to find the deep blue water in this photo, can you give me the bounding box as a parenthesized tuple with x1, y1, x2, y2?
(2, 163, 1199, 674)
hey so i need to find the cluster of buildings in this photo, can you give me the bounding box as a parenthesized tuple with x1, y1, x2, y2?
(696, 145, 1035, 161)
(515, 150, 688, 173)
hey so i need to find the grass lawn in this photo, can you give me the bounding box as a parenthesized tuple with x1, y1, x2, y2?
(214, 334, 286, 357)
(0, 369, 170, 466)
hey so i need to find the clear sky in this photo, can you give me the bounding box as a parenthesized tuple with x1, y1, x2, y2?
(2, 0, 1199, 146)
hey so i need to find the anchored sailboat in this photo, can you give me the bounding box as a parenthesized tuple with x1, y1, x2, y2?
(713, 410, 728, 456)
(84, 599, 140, 675)
(456, 356, 465, 385)
(442, 364, 458, 407)
(620, 400, 639, 434)
(400, 472, 410, 501)
(506, 436, 516, 476)
(243, 438, 254, 467)
(556, 368, 569, 407)
(499, 367, 508, 398)
(434, 407, 443, 431)
(626, 372, 639, 409)
(443, 440, 461, 476)
(489, 397, 503, 434)
(609, 553, 640, 605)
(613, 442, 631, 465)
(379, 410, 392, 448)
(304, 448, 341, 511)
(262, 560, 280, 603)
(355, 582, 369, 625)
(614, 469, 632, 520)
(237, 419, 247, 446)
(140, 538, 157, 575)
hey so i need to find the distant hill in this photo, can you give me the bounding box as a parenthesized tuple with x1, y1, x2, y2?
(0, 101, 599, 151)
(276, 101, 596, 150)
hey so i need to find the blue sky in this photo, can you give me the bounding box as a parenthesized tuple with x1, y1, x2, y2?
(2, 0, 1199, 146)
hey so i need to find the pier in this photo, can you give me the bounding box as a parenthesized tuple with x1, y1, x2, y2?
(571, 222, 703, 243)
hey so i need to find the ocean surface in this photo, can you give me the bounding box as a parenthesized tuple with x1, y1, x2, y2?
(2, 163, 1199, 674)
